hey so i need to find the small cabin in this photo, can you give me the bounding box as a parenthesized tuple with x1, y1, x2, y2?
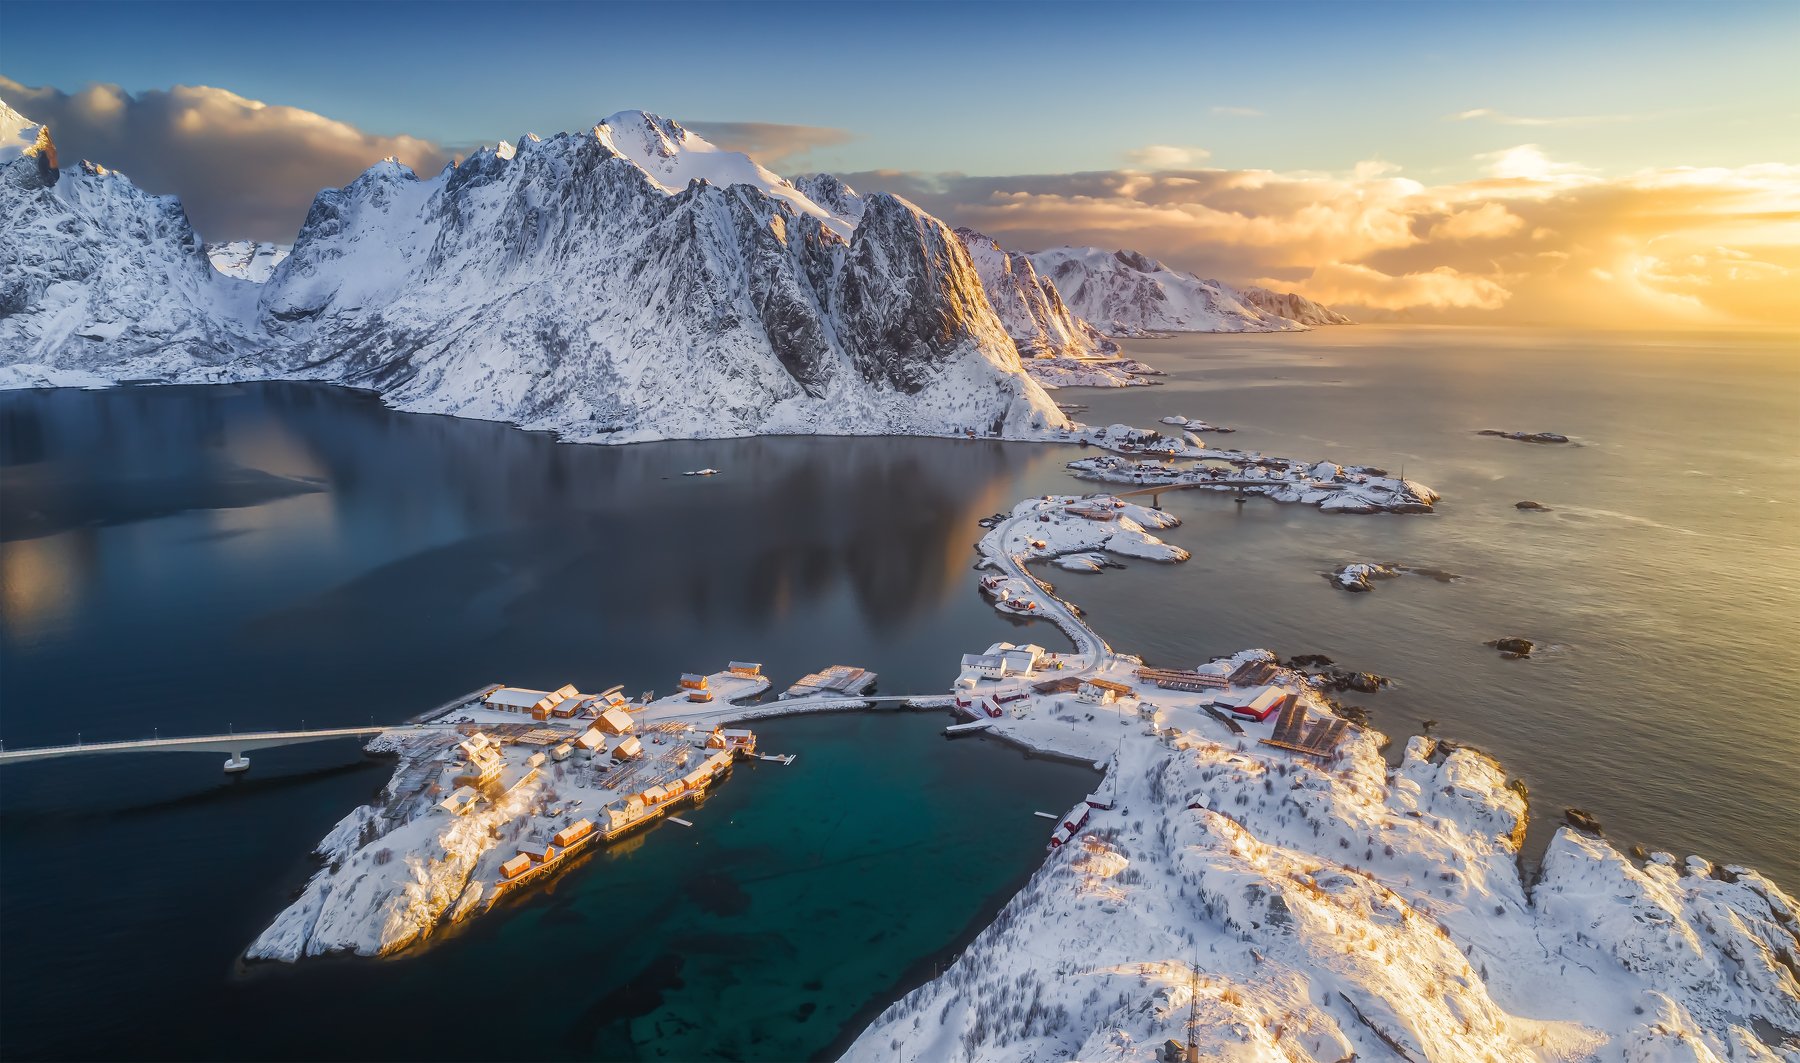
(678, 673, 709, 691)
(552, 819, 594, 848)
(718, 729, 755, 753)
(573, 728, 605, 752)
(551, 742, 574, 762)
(596, 708, 634, 735)
(728, 661, 762, 677)
(516, 840, 555, 863)
(612, 736, 643, 761)
(687, 690, 714, 703)
(500, 854, 532, 880)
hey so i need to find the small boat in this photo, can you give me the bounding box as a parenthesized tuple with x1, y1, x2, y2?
(684, 468, 720, 477)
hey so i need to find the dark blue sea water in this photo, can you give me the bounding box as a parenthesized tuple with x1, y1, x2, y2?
(1, 326, 1795, 1059)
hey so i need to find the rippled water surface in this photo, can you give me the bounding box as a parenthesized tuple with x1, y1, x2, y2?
(2, 326, 1795, 1058)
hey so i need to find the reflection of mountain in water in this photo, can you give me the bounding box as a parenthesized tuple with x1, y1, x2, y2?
(232, 382, 1030, 632)
(0, 383, 1049, 709)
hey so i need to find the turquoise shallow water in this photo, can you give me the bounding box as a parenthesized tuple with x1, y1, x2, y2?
(1, 326, 1796, 1059)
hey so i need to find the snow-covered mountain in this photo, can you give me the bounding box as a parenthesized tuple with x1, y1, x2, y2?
(791, 172, 867, 228)
(205, 240, 290, 284)
(0, 101, 1063, 441)
(0, 99, 260, 383)
(953, 228, 1116, 359)
(1028, 246, 1306, 335)
(595, 112, 854, 239)
(1242, 284, 1355, 326)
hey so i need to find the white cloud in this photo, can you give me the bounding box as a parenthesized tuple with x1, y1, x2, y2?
(1126, 144, 1212, 169)
(1447, 107, 1651, 128)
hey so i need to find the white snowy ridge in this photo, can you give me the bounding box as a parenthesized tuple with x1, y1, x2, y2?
(0, 101, 1063, 442)
(205, 240, 290, 283)
(1030, 245, 1329, 336)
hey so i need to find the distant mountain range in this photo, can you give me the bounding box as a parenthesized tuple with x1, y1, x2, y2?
(1, 97, 1349, 439)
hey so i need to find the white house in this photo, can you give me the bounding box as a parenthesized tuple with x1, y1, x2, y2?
(961, 653, 1014, 679)
(1078, 679, 1134, 706)
(997, 643, 1047, 674)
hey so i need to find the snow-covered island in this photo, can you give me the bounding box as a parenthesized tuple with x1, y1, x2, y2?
(1066, 423, 1440, 514)
(249, 667, 779, 961)
(842, 493, 1800, 1063)
(1329, 562, 1464, 592)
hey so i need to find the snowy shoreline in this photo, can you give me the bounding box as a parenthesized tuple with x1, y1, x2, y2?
(839, 494, 1799, 1062)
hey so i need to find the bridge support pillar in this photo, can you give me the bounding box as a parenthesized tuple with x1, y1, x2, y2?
(224, 753, 251, 774)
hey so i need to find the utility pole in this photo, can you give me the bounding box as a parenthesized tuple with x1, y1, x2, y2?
(1186, 959, 1200, 1063)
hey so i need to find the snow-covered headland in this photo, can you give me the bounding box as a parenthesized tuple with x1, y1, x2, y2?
(842, 493, 1800, 1063)
(247, 667, 777, 961)
(1066, 423, 1441, 514)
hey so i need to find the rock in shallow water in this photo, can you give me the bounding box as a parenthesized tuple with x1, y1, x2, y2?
(1487, 636, 1535, 658)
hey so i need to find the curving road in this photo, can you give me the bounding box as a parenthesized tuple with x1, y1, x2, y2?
(986, 507, 1113, 676)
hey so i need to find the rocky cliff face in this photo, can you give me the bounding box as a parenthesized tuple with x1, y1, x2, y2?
(954, 228, 1117, 359)
(0, 100, 259, 376)
(1028, 245, 1305, 335)
(1242, 284, 1354, 326)
(0, 100, 1062, 441)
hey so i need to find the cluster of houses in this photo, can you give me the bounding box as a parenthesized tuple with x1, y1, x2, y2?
(960, 641, 1048, 680)
(484, 683, 635, 723)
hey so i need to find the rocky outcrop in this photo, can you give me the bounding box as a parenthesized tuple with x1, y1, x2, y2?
(953, 228, 1117, 359)
(1241, 284, 1354, 326)
(1480, 430, 1571, 444)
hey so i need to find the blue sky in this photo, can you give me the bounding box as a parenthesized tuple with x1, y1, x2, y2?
(5, 0, 1797, 180)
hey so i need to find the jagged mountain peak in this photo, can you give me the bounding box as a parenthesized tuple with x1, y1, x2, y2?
(591, 110, 851, 237)
(792, 172, 866, 225)
(1, 97, 59, 186)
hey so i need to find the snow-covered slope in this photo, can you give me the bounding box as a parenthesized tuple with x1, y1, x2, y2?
(595, 111, 853, 239)
(954, 228, 1116, 359)
(1242, 285, 1355, 326)
(205, 240, 290, 283)
(1030, 246, 1305, 335)
(0, 100, 1063, 442)
(256, 116, 1063, 441)
(0, 101, 260, 378)
(792, 172, 867, 227)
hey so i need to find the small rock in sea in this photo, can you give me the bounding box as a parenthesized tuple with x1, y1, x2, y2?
(1479, 430, 1571, 444)
(1515, 500, 1550, 511)
(1564, 807, 1604, 834)
(1286, 653, 1334, 668)
(1487, 636, 1535, 658)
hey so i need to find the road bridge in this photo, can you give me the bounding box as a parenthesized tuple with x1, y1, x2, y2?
(0, 725, 459, 773)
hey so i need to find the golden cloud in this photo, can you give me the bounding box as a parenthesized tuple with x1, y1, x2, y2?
(1, 77, 452, 241)
(842, 148, 1800, 327)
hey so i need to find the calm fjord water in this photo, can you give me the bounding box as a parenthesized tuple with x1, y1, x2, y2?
(1, 326, 1795, 1059)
